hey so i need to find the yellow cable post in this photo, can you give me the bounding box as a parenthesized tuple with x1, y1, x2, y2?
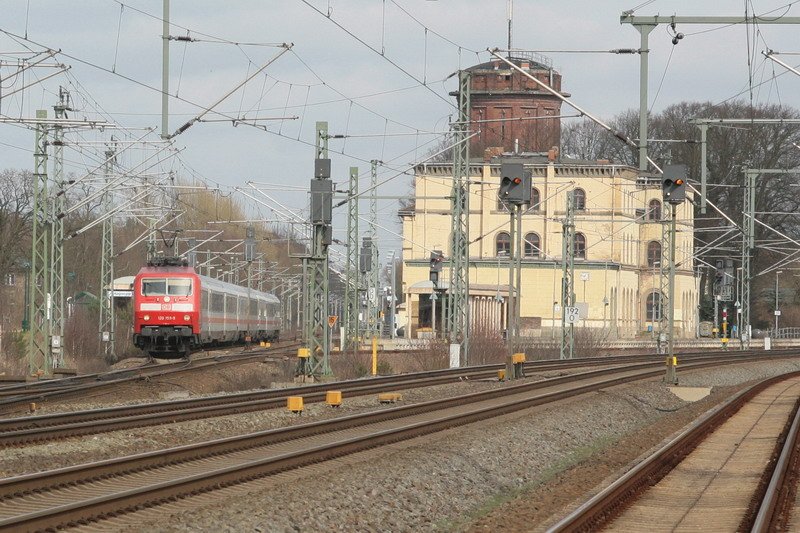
(372, 336, 378, 376)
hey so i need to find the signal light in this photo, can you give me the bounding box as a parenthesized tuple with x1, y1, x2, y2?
(662, 164, 687, 204)
(499, 162, 532, 205)
(429, 250, 444, 285)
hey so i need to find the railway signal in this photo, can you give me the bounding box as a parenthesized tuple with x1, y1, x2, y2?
(498, 162, 531, 205)
(662, 164, 687, 204)
(661, 163, 688, 385)
(429, 250, 444, 286)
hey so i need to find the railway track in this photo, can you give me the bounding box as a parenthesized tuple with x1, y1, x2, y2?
(1, 350, 793, 447)
(0, 341, 302, 412)
(548, 371, 800, 532)
(0, 353, 788, 531)
(3, 346, 792, 415)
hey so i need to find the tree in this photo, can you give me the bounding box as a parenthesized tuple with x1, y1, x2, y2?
(0, 169, 33, 278)
(562, 100, 800, 326)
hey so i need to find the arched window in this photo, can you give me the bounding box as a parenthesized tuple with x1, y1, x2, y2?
(646, 292, 662, 321)
(647, 241, 661, 268)
(524, 232, 541, 258)
(573, 188, 586, 211)
(647, 199, 662, 221)
(574, 232, 587, 259)
(496, 232, 511, 256)
(530, 187, 541, 211)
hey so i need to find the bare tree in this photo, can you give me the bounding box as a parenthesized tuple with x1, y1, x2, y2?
(0, 169, 33, 278)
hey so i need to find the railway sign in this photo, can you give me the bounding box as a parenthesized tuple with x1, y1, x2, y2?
(718, 285, 733, 302)
(328, 315, 338, 328)
(565, 306, 580, 324)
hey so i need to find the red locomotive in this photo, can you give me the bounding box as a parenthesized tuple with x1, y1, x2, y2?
(133, 258, 281, 358)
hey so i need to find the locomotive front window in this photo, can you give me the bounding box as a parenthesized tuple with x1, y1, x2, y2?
(168, 279, 192, 296)
(141, 278, 192, 296)
(142, 279, 167, 296)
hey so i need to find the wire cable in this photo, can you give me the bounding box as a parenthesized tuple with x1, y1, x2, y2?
(298, 0, 456, 110)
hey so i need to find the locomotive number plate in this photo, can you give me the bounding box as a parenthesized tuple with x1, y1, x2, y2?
(157, 315, 176, 321)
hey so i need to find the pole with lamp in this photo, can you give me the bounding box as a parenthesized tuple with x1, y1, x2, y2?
(429, 251, 444, 339)
(661, 165, 687, 385)
(388, 251, 397, 339)
(496, 250, 509, 335)
(651, 260, 659, 340)
(775, 270, 783, 338)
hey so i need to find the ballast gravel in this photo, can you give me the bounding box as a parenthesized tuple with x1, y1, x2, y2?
(109, 358, 800, 532)
(4, 370, 577, 477)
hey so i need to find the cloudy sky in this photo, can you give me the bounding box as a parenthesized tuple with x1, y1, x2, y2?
(1, 0, 799, 261)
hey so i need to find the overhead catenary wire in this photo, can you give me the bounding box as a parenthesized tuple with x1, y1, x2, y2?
(298, 0, 457, 110)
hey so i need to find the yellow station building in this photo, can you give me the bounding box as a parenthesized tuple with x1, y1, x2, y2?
(400, 153, 699, 340)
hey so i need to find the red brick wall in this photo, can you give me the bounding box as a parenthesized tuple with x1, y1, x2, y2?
(467, 62, 564, 155)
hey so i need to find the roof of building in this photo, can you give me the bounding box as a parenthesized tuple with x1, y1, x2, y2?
(408, 280, 512, 297)
(466, 54, 554, 73)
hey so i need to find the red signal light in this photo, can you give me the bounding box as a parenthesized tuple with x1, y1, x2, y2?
(675, 179, 684, 185)
(513, 177, 522, 184)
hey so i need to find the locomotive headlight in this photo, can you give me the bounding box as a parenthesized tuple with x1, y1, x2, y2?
(183, 314, 191, 321)
(143, 314, 150, 321)
(163, 296, 171, 303)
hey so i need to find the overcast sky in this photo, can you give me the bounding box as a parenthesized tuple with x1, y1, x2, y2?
(1, 0, 799, 262)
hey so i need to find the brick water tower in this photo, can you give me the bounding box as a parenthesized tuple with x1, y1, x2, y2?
(457, 52, 568, 156)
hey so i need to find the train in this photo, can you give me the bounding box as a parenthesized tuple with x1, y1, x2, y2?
(132, 258, 281, 358)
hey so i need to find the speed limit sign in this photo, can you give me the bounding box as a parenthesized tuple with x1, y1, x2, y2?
(565, 306, 580, 324)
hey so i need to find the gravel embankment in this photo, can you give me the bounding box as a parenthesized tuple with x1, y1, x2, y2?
(85, 358, 800, 533)
(4, 372, 558, 477)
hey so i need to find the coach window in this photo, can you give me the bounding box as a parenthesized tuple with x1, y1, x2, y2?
(211, 292, 224, 313)
(167, 279, 192, 296)
(142, 278, 166, 296)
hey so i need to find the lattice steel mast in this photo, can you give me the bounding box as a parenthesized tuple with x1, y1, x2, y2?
(99, 145, 116, 360)
(560, 191, 576, 360)
(658, 200, 672, 354)
(344, 166, 360, 353)
(300, 121, 333, 377)
(445, 70, 471, 365)
(28, 110, 51, 374)
(50, 88, 70, 368)
(741, 169, 756, 350)
(368, 159, 380, 337)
